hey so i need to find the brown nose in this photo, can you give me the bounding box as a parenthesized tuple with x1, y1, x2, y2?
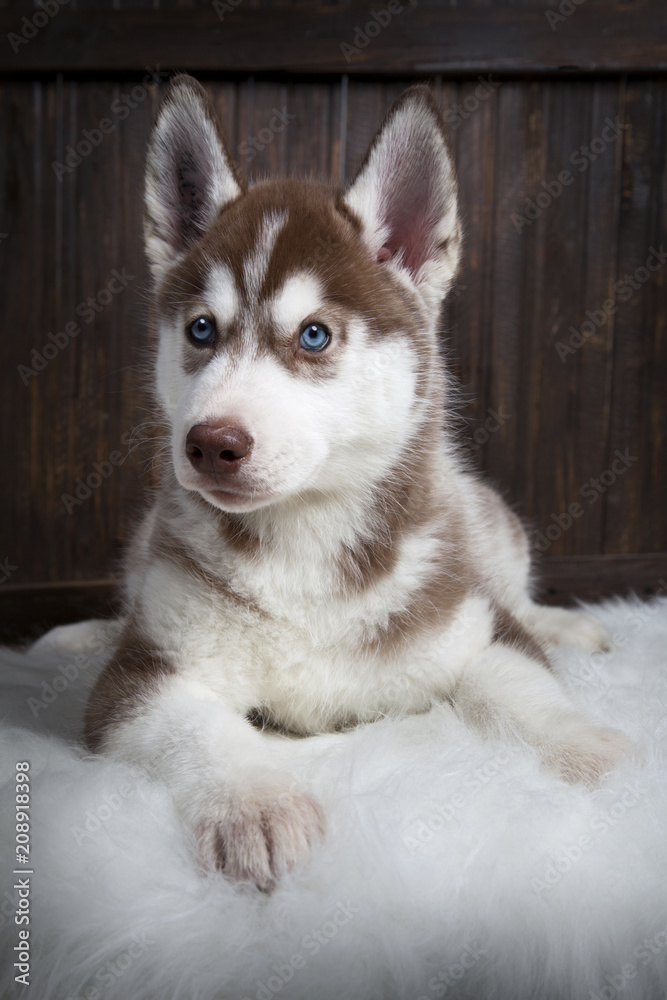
(185, 424, 254, 478)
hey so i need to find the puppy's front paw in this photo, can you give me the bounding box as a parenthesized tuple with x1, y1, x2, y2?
(557, 611, 612, 653)
(530, 608, 611, 653)
(196, 784, 325, 891)
(548, 726, 634, 787)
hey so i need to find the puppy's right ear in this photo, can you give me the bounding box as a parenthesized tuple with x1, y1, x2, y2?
(144, 75, 245, 280)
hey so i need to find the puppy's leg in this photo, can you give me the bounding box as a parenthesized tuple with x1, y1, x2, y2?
(519, 603, 611, 654)
(31, 618, 123, 657)
(453, 643, 630, 785)
(472, 482, 611, 654)
(85, 651, 324, 891)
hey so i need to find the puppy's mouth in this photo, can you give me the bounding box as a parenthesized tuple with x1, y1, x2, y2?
(176, 421, 324, 511)
(178, 421, 279, 510)
(201, 483, 277, 511)
(177, 474, 276, 511)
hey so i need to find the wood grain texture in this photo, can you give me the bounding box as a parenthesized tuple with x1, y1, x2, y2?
(522, 80, 625, 557)
(0, 78, 150, 587)
(1, 2, 666, 76)
(604, 80, 667, 555)
(0, 58, 664, 615)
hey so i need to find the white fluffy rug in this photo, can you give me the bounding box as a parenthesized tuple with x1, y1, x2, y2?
(1, 596, 667, 1000)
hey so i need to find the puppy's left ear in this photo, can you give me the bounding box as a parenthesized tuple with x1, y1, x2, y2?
(144, 74, 245, 280)
(342, 86, 461, 314)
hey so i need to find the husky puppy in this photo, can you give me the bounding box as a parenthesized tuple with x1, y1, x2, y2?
(85, 76, 629, 891)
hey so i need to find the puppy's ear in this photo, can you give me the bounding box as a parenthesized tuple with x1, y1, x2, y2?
(144, 74, 245, 279)
(342, 86, 461, 313)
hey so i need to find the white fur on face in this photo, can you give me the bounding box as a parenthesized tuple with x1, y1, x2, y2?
(173, 352, 331, 509)
(156, 315, 188, 418)
(205, 263, 239, 328)
(242, 211, 288, 302)
(161, 264, 420, 512)
(269, 273, 324, 334)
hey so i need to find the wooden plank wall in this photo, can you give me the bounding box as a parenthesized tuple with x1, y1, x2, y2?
(0, 1, 665, 638)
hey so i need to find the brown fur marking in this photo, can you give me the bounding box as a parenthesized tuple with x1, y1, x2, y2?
(84, 621, 176, 751)
(492, 604, 551, 670)
(158, 179, 424, 385)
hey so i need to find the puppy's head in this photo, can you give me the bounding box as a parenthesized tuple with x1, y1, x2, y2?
(145, 75, 461, 513)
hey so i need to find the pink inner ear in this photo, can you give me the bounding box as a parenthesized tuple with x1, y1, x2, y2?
(370, 124, 448, 277)
(382, 179, 441, 277)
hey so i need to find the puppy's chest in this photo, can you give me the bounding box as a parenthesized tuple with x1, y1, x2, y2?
(188, 606, 442, 731)
(141, 533, 490, 731)
(164, 581, 492, 733)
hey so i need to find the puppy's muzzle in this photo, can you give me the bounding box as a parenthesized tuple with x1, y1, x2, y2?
(186, 423, 254, 481)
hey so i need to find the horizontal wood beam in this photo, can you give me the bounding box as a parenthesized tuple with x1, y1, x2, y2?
(0, 3, 665, 77)
(534, 554, 667, 605)
(0, 580, 119, 645)
(1, 555, 666, 644)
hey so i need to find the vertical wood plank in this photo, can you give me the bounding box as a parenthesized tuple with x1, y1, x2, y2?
(604, 80, 667, 554)
(526, 80, 624, 556)
(0, 72, 664, 596)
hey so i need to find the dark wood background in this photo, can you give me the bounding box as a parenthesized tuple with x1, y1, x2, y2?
(0, 0, 665, 640)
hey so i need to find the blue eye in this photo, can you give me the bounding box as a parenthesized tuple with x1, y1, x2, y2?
(299, 323, 330, 352)
(188, 316, 216, 345)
